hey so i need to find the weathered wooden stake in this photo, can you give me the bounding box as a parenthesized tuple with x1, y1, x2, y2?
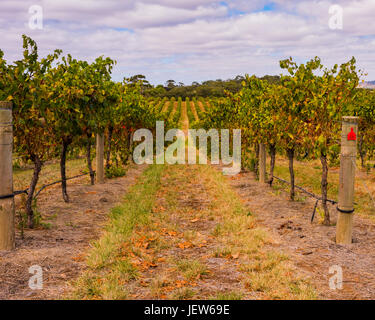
(259, 143, 267, 183)
(96, 133, 105, 184)
(336, 116, 358, 245)
(0, 101, 15, 250)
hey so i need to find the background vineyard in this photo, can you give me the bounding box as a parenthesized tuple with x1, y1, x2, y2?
(9, 93, 212, 228)
(1, 35, 375, 234)
(2, 34, 375, 300)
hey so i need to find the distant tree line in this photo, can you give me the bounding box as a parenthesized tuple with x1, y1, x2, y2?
(126, 74, 280, 98)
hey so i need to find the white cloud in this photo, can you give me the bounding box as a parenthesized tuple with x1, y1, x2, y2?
(0, 0, 374, 84)
(98, 3, 228, 29)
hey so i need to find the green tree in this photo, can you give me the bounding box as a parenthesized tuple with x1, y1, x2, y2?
(279, 57, 319, 201)
(4, 35, 61, 227)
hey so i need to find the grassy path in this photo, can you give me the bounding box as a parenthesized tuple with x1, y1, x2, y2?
(180, 101, 189, 135)
(169, 101, 178, 119)
(70, 105, 316, 300)
(197, 101, 206, 113)
(161, 101, 170, 113)
(190, 101, 199, 121)
(72, 163, 316, 300)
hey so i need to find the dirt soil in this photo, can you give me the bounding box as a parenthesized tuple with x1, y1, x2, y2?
(0, 164, 146, 300)
(224, 168, 375, 299)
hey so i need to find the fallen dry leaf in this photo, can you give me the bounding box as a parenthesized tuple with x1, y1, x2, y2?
(175, 280, 188, 288)
(166, 231, 178, 236)
(177, 241, 193, 249)
(72, 254, 85, 262)
(232, 253, 240, 259)
(140, 280, 149, 287)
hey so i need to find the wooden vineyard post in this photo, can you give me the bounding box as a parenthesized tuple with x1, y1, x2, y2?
(336, 116, 358, 245)
(259, 143, 267, 183)
(0, 101, 15, 250)
(96, 133, 105, 184)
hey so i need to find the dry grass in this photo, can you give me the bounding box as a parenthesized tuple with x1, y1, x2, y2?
(271, 156, 375, 220)
(13, 157, 89, 191)
(174, 259, 209, 280)
(70, 164, 164, 300)
(70, 161, 316, 300)
(199, 165, 317, 300)
(190, 101, 199, 122)
(161, 101, 170, 113)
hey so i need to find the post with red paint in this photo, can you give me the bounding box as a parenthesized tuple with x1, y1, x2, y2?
(336, 116, 358, 245)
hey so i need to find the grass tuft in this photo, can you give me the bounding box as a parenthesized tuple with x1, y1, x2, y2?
(70, 164, 163, 299)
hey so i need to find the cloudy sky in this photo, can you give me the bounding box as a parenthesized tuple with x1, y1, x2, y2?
(0, 0, 374, 85)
